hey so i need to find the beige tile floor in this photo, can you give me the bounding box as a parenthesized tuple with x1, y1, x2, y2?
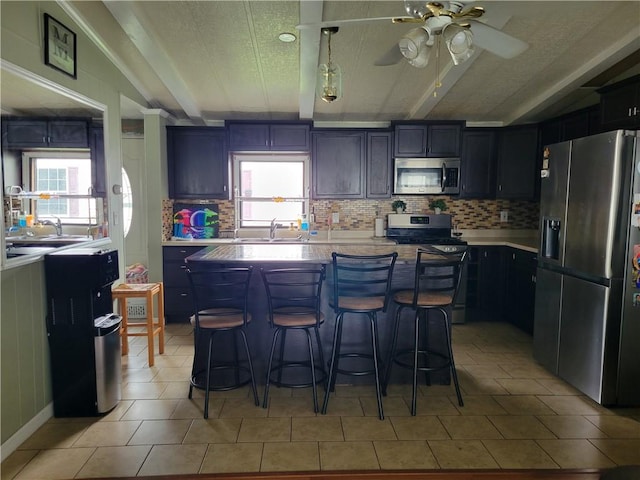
(3, 321, 640, 479)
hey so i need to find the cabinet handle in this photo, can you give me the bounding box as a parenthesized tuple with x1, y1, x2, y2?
(223, 185, 227, 192)
(630, 108, 633, 117)
(43, 136, 47, 143)
(512, 253, 516, 260)
(498, 185, 502, 191)
(634, 107, 639, 116)
(532, 275, 536, 283)
(180, 265, 187, 270)
(180, 293, 188, 297)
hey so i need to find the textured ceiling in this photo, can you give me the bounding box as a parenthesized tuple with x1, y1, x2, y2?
(2, 1, 639, 125)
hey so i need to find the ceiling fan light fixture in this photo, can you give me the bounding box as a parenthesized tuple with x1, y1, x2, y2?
(399, 27, 429, 60)
(408, 43, 431, 68)
(317, 27, 342, 103)
(443, 23, 474, 65)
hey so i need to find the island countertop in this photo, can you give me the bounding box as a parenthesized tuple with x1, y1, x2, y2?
(186, 243, 426, 264)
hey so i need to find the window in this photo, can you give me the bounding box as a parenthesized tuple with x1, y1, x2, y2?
(122, 167, 133, 236)
(233, 153, 309, 228)
(23, 151, 98, 224)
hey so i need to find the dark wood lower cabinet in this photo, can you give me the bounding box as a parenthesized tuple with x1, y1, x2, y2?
(466, 245, 536, 334)
(503, 248, 537, 334)
(163, 246, 202, 322)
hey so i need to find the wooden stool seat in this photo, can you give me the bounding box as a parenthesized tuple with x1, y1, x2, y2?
(113, 282, 165, 367)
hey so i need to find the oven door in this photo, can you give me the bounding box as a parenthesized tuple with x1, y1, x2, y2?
(394, 158, 460, 194)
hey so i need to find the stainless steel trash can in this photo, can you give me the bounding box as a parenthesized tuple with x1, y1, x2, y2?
(94, 313, 123, 413)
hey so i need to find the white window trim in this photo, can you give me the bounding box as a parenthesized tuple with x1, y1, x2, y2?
(232, 152, 310, 229)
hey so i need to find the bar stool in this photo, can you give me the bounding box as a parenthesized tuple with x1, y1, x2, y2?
(186, 266, 259, 419)
(383, 248, 467, 416)
(322, 252, 397, 420)
(112, 282, 165, 367)
(260, 265, 327, 412)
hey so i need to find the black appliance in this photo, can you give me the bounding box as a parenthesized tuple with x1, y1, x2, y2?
(45, 248, 121, 417)
(386, 213, 467, 323)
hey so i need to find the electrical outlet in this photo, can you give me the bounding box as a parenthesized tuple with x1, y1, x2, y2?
(500, 210, 509, 222)
(331, 212, 340, 224)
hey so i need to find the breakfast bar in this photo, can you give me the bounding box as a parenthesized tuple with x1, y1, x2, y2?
(185, 243, 452, 388)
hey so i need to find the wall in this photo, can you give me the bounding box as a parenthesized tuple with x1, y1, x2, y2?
(161, 196, 539, 239)
(1, 1, 148, 453)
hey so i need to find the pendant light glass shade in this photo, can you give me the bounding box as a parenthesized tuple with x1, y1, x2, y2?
(317, 28, 342, 103)
(317, 62, 342, 102)
(443, 24, 475, 65)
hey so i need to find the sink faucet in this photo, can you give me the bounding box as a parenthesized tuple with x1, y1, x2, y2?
(38, 217, 63, 236)
(269, 218, 278, 239)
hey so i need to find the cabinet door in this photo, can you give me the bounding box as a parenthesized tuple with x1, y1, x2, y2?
(89, 126, 106, 197)
(163, 246, 202, 322)
(167, 127, 229, 199)
(312, 131, 366, 199)
(460, 129, 496, 198)
(561, 110, 590, 141)
(496, 125, 539, 200)
(600, 80, 640, 129)
(478, 247, 505, 321)
(366, 131, 393, 198)
(3, 120, 49, 148)
(270, 124, 310, 151)
(47, 120, 89, 148)
(393, 125, 427, 157)
(427, 124, 461, 157)
(228, 123, 310, 151)
(504, 248, 536, 334)
(228, 123, 270, 150)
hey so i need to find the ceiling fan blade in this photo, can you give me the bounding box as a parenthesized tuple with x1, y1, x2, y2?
(296, 16, 407, 30)
(453, 6, 485, 20)
(468, 20, 529, 59)
(374, 44, 404, 66)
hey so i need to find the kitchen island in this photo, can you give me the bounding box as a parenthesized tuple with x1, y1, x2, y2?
(185, 243, 453, 390)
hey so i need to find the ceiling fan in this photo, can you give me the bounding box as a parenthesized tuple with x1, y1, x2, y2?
(297, 1, 529, 68)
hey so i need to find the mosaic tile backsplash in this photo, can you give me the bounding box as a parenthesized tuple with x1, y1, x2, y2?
(163, 196, 539, 240)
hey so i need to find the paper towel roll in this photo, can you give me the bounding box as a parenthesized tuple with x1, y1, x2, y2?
(374, 218, 384, 237)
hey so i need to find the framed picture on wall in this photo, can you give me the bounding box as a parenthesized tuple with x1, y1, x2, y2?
(44, 13, 77, 78)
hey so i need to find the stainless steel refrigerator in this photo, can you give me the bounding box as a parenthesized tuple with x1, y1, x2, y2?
(533, 129, 640, 406)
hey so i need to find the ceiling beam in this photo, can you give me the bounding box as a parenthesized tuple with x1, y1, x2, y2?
(104, 1, 204, 124)
(506, 29, 640, 125)
(298, 1, 323, 120)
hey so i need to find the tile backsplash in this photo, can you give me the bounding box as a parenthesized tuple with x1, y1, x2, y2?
(162, 196, 538, 240)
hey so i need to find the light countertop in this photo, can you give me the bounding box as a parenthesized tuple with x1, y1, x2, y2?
(163, 229, 539, 253)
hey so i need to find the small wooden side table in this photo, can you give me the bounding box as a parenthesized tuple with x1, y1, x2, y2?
(112, 282, 165, 367)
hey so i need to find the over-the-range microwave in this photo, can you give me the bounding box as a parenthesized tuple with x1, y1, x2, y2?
(393, 158, 460, 195)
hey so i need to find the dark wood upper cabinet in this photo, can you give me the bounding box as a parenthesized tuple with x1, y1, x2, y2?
(393, 122, 462, 158)
(366, 131, 393, 198)
(496, 125, 539, 200)
(460, 129, 496, 198)
(598, 75, 640, 130)
(312, 130, 366, 199)
(2, 118, 89, 149)
(167, 127, 229, 199)
(228, 122, 310, 151)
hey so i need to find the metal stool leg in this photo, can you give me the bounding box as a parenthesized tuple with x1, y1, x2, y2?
(239, 328, 260, 406)
(204, 333, 214, 419)
(263, 328, 282, 408)
(305, 329, 319, 413)
(322, 313, 343, 414)
(411, 309, 421, 416)
(369, 313, 384, 420)
(441, 308, 463, 407)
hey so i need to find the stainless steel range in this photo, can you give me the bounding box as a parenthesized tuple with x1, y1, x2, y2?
(386, 213, 468, 323)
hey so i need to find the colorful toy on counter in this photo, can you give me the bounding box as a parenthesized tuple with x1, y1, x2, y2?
(172, 203, 219, 239)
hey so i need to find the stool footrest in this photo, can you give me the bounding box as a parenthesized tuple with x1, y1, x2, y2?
(391, 348, 451, 373)
(191, 364, 254, 392)
(268, 362, 326, 389)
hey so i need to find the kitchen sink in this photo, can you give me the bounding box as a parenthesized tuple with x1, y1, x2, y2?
(6, 234, 92, 247)
(233, 237, 303, 244)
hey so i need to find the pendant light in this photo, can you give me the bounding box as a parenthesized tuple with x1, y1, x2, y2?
(317, 27, 342, 103)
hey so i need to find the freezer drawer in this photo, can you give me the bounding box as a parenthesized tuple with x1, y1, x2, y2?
(533, 267, 562, 374)
(558, 275, 608, 404)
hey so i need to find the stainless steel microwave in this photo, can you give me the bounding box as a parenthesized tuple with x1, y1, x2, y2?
(393, 158, 460, 195)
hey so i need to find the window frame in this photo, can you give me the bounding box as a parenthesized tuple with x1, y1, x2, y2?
(232, 152, 310, 229)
